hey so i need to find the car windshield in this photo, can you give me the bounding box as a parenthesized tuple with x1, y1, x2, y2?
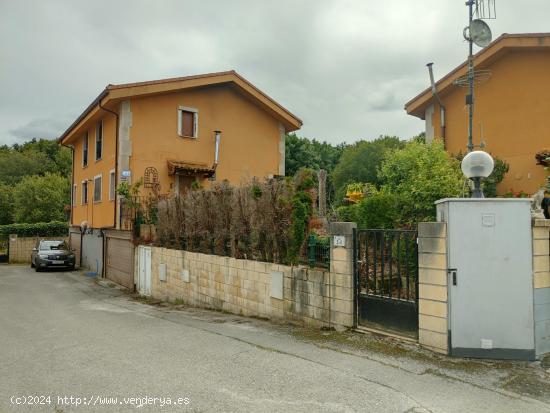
(39, 241, 67, 251)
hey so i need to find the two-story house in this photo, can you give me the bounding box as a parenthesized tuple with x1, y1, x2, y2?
(405, 33, 550, 195)
(58, 70, 302, 287)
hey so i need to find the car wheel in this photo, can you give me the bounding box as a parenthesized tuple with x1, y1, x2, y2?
(30, 260, 35, 268)
(69, 265, 75, 271)
(35, 266, 41, 272)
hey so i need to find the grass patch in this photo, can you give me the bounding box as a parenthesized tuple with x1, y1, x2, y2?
(500, 370, 550, 402)
(288, 327, 519, 373)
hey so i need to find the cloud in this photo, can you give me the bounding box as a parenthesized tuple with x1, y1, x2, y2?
(9, 116, 75, 141)
(1, 0, 549, 146)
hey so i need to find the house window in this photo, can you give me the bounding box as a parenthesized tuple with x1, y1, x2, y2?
(109, 169, 116, 201)
(94, 175, 102, 203)
(95, 121, 103, 161)
(81, 181, 88, 204)
(177, 106, 198, 138)
(83, 133, 89, 167)
(72, 184, 77, 207)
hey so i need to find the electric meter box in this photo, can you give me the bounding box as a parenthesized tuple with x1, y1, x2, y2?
(436, 198, 536, 360)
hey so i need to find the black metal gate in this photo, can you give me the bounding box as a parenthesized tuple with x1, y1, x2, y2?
(354, 229, 419, 336)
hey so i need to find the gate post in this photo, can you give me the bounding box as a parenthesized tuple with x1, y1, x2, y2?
(417, 222, 449, 354)
(329, 222, 357, 329)
(533, 218, 550, 357)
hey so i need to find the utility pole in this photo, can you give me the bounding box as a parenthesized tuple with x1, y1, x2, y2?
(467, 0, 475, 152)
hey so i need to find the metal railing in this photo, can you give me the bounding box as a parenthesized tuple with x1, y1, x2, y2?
(303, 235, 330, 269)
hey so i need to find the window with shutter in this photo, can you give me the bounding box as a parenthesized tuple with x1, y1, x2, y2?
(82, 181, 88, 204)
(181, 111, 194, 137)
(178, 106, 198, 138)
(83, 133, 88, 167)
(95, 121, 103, 161)
(94, 175, 102, 203)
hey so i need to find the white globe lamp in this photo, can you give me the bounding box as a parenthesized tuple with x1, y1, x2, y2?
(461, 151, 494, 198)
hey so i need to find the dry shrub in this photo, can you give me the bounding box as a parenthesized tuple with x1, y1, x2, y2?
(156, 178, 308, 264)
(156, 196, 186, 248)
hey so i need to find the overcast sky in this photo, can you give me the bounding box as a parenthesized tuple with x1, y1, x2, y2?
(0, 0, 548, 146)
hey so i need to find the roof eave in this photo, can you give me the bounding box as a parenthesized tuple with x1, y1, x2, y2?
(405, 33, 550, 117)
(58, 71, 302, 143)
(58, 88, 109, 145)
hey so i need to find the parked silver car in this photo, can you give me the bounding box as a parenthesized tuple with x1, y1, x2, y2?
(31, 240, 76, 272)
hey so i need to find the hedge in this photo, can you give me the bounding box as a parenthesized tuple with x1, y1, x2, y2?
(0, 221, 69, 237)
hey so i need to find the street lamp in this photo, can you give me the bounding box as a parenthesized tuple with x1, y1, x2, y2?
(461, 151, 494, 198)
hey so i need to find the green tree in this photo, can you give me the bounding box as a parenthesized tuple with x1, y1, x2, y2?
(332, 136, 404, 203)
(285, 133, 346, 206)
(0, 183, 14, 224)
(0, 138, 72, 186)
(379, 140, 464, 223)
(0, 150, 52, 186)
(12, 173, 70, 223)
(285, 134, 346, 177)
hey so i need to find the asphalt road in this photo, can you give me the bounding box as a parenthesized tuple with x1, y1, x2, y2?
(1, 265, 549, 413)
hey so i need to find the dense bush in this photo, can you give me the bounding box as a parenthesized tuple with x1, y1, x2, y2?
(355, 192, 403, 229)
(337, 140, 464, 228)
(0, 183, 14, 225)
(0, 221, 68, 237)
(12, 172, 70, 223)
(379, 140, 464, 224)
(483, 157, 510, 197)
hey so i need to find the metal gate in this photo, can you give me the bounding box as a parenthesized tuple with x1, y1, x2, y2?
(354, 229, 419, 336)
(104, 229, 135, 290)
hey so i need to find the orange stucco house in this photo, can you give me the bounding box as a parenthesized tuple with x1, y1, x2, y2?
(405, 33, 550, 195)
(58, 70, 301, 281)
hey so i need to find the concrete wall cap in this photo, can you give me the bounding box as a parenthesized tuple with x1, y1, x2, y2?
(329, 222, 357, 236)
(435, 198, 532, 205)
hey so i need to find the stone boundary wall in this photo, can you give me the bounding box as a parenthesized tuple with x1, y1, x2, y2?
(417, 222, 448, 354)
(533, 219, 550, 356)
(8, 235, 67, 263)
(144, 222, 356, 330)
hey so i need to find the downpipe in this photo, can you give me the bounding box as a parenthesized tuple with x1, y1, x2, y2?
(426, 63, 446, 147)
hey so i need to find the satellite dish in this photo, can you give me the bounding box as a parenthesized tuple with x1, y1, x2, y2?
(468, 19, 492, 47)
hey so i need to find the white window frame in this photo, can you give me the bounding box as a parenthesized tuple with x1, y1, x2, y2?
(95, 120, 103, 161)
(177, 106, 199, 138)
(109, 169, 116, 201)
(82, 132, 89, 167)
(81, 180, 88, 205)
(72, 184, 77, 207)
(93, 174, 102, 203)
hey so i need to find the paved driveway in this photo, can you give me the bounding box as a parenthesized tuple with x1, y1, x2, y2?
(1, 265, 549, 412)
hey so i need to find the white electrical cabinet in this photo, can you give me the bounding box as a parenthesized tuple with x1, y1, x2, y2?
(436, 198, 535, 360)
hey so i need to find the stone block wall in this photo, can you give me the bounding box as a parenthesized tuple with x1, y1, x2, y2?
(9, 235, 70, 264)
(533, 219, 550, 356)
(148, 248, 354, 329)
(145, 223, 356, 330)
(417, 222, 448, 354)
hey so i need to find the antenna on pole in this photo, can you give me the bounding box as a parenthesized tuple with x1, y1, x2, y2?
(462, 0, 495, 152)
